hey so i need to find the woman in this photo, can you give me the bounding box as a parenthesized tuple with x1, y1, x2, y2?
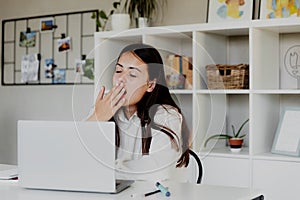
(88, 43, 191, 180)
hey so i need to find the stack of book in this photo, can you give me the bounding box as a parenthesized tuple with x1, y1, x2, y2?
(165, 54, 193, 89)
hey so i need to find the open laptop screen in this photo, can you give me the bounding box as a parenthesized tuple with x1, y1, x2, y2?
(18, 120, 132, 193)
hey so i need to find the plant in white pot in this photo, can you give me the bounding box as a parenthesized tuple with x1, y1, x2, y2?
(204, 119, 249, 153)
(91, 0, 130, 31)
(111, 12, 130, 31)
(124, 0, 166, 28)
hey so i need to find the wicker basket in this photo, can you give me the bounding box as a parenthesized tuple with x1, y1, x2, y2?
(206, 64, 249, 89)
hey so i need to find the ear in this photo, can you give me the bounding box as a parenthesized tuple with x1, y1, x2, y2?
(146, 78, 156, 92)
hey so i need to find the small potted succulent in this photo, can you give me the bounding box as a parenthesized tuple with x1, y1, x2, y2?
(204, 119, 249, 152)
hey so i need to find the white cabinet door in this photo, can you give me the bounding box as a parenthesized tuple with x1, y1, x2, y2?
(202, 156, 250, 187)
(253, 159, 300, 200)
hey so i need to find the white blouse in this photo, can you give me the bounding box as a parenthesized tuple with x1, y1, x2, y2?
(114, 105, 183, 181)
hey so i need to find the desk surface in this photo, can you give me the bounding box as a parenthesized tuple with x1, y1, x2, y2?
(0, 180, 262, 200)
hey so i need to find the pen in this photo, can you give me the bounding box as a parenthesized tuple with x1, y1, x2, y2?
(130, 190, 160, 198)
(156, 182, 171, 197)
(144, 189, 160, 197)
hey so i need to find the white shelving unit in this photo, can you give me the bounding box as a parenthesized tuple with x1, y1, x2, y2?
(94, 18, 300, 199)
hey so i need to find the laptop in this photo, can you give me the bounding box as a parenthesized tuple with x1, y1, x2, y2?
(18, 120, 133, 193)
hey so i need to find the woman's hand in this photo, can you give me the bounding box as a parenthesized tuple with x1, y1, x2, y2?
(88, 83, 126, 121)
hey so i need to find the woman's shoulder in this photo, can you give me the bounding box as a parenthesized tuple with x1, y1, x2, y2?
(157, 104, 179, 112)
(154, 105, 182, 122)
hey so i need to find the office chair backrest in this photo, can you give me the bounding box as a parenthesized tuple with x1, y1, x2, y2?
(189, 149, 203, 184)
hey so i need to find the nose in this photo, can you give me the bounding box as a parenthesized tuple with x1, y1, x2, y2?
(118, 70, 129, 84)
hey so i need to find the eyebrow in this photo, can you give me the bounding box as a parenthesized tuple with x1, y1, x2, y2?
(116, 63, 142, 72)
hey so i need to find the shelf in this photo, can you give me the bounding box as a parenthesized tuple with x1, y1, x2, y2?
(94, 19, 300, 196)
(253, 152, 300, 163)
(94, 22, 250, 38)
(196, 90, 250, 94)
(196, 21, 250, 36)
(94, 24, 195, 39)
(169, 89, 193, 94)
(251, 18, 300, 33)
(200, 147, 249, 159)
(252, 90, 300, 94)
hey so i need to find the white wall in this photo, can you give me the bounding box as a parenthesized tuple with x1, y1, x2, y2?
(0, 86, 94, 164)
(0, 0, 208, 164)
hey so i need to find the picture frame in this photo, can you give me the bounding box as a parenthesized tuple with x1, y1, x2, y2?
(40, 17, 55, 32)
(260, 0, 300, 19)
(19, 31, 36, 47)
(44, 58, 55, 78)
(207, 0, 254, 23)
(57, 36, 71, 52)
(75, 59, 84, 75)
(271, 108, 300, 157)
(21, 54, 40, 83)
(52, 69, 66, 84)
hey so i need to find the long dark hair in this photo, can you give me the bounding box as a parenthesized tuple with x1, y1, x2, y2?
(115, 43, 191, 168)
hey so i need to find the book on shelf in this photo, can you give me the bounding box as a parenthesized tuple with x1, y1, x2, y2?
(165, 54, 193, 89)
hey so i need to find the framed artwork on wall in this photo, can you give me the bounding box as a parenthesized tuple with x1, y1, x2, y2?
(272, 108, 300, 157)
(207, 0, 254, 23)
(260, 0, 300, 19)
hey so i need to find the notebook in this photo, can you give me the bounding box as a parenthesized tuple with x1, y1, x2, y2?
(18, 120, 133, 193)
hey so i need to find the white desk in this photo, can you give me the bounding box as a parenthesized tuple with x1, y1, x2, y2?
(0, 180, 263, 200)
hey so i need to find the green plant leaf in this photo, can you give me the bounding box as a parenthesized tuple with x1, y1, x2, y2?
(99, 10, 108, 20)
(91, 11, 97, 19)
(96, 18, 102, 29)
(235, 119, 249, 138)
(204, 134, 232, 147)
(109, 10, 115, 16)
(232, 125, 236, 137)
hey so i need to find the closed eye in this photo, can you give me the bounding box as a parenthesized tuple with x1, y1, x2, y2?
(129, 73, 137, 77)
(115, 62, 140, 78)
(115, 63, 123, 73)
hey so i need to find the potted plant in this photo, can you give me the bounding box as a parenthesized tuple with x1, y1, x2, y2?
(204, 119, 249, 152)
(91, 0, 130, 31)
(124, 0, 166, 28)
